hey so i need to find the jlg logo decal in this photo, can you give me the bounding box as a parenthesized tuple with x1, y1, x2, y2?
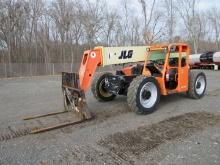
(118, 50, 133, 59)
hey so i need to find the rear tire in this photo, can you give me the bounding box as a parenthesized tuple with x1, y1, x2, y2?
(91, 72, 116, 101)
(187, 70, 207, 99)
(127, 76, 160, 115)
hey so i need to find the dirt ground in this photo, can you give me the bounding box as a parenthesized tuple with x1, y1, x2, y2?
(0, 70, 220, 165)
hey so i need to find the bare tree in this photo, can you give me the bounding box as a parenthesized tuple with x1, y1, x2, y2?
(38, 12, 51, 72)
(177, 0, 205, 53)
(163, 0, 176, 42)
(68, 1, 84, 65)
(81, 0, 105, 48)
(144, 11, 165, 44)
(103, 10, 119, 46)
(138, 0, 164, 44)
(208, 8, 220, 50)
(49, 0, 72, 64)
(130, 17, 142, 45)
(120, 0, 130, 45)
(0, 0, 29, 75)
(139, 0, 155, 44)
(25, 0, 43, 64)
(113, 20, 124, 46)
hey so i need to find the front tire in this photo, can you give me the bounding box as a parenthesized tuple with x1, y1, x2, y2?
(187, 70, 207, 99)
(91, 72, 116, 101)
(127, 76, 160, 114)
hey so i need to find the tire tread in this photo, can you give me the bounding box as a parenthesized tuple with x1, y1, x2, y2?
(127, 76, 160, 114)
(188, 70, 206, 99)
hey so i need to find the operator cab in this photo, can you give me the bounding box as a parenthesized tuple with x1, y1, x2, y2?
(144, 44, 189, 94)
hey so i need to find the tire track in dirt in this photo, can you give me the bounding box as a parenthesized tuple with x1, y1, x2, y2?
(59, 103, 130, 133)
(98, 112, 220, 160)
(0, 127, 30, 141)
(0, 122, 49, 142)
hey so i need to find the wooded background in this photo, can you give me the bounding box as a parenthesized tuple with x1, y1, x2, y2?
(0, 0, 219, 77)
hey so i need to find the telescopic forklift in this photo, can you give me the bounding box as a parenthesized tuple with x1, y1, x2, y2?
(24, 43, 207, 133)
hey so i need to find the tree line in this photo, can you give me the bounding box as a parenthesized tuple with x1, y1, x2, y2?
(0, 0, 220, 65)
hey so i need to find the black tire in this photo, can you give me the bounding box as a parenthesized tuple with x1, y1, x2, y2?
(127, 76, 160, 115)
(91, 72, 116, 101)
(187, 70, 207, 99)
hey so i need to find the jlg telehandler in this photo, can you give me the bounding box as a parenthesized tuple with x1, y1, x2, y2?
(25, 43, 207, 133)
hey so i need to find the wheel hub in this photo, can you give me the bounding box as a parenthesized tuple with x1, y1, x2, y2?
(196, 82, 201, 89)
(99, 79, 112, 97)
(139, 82, 157, 109)
(142, 90, 151, 100)
(195, 75, 205, 95)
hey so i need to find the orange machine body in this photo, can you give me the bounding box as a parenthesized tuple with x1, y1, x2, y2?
(79, 48, 102, 91)
(78, 43, 190, 96)
(143, 43, 190, 95)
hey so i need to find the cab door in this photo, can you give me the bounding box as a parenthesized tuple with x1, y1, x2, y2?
(177, 45, 189, 92)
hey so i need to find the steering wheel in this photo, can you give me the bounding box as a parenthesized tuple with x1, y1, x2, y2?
(147, 60, 154, 65)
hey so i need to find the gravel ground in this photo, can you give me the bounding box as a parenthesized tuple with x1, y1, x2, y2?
(0, 70, 220, 165)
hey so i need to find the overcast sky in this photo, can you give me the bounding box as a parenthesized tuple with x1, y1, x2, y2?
(107, 0, 220, 11)
(198, 0, 220, 10)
